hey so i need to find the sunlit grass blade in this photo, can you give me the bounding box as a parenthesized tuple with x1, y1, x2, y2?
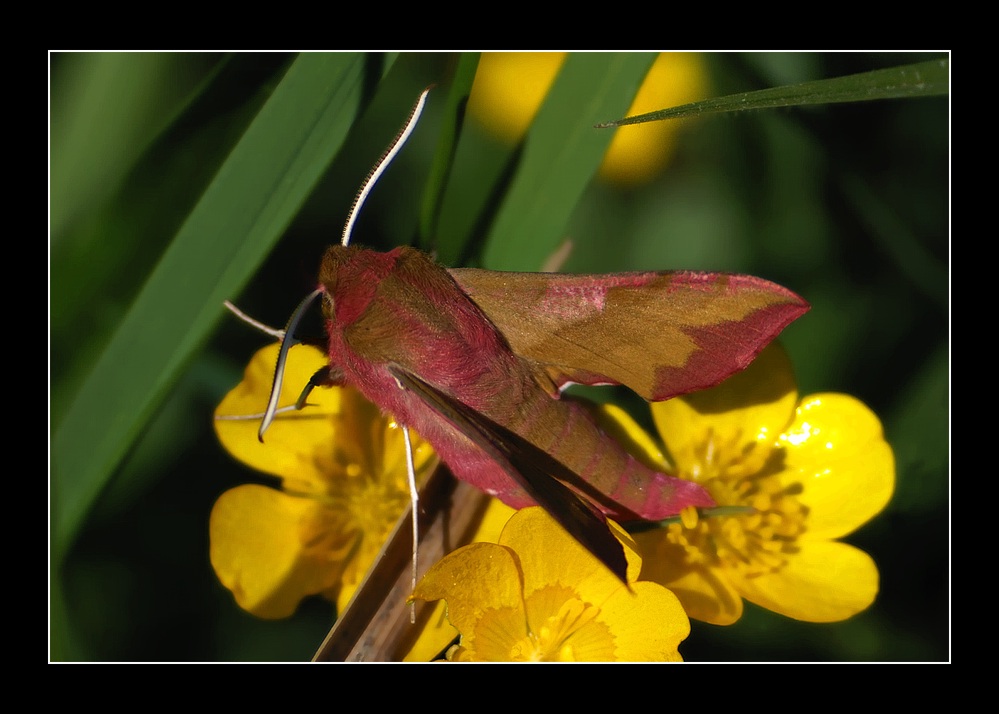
(52, 52, 370, 559)
(597, 58, 949, 127)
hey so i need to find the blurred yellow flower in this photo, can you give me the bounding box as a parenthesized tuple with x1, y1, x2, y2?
(618, 343, 895, 625)
(467, 52, 566, 144)
(210, 343, 437, 619)
(468, 52, 709, 186)
(410, 506, 691, 661)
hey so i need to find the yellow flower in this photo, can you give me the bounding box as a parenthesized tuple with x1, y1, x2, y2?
(402, 497, 516, 662)
(623, 343, 895, 625)
(210, 343, 437, 619)
(410, 506, 691, 661)
(468, 52, 710, 186)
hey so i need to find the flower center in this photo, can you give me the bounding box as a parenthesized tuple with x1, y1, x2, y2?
(466, 585, 617, 661)
(286, 453, 414, 580)
(342, 473, 410, 540)
(506, 587, 615, 662)
(669, 428, 808, 578)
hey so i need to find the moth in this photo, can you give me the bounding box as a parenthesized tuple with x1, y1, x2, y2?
(255, 88, 809, 582)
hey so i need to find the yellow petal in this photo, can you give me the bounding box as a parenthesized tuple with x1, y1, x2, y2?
(209, 484, 350, 619)
(652, 342, 798, 475)
(633, 530, 744, 626)
(729, 539, 880, 622)
(586, 402, 673, 471)
(410, 542, 525, 645)
(501, 507, 642, 603)
(596, 581, 690, 661)
(780, 393, 896, 539)
(401, 497, 516, 661)
(214, 343, 341, 481)
(471, 498, 519, 544)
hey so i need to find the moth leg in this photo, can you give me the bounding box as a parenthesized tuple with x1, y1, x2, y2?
(389, 370, 423, 620)
(401, 425, 420, 624)
(295, 365, 346, 410)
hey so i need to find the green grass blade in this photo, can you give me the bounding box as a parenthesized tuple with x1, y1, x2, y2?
(51, 56, 291, 425)
(481, 53, 656, 270)
(52, 52, 369, 558)
(598, 57, 949, 127)
(418, 53, 480, 249)
(50, 53, 223, 243)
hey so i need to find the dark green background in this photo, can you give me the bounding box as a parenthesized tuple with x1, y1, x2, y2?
(50, 52, 949, 662)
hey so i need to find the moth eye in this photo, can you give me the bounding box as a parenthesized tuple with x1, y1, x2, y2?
(322, 292, 335, 318)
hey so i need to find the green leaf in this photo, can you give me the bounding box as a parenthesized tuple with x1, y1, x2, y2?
(51, 52, 370, 559)
(597, 58, 949, 127)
